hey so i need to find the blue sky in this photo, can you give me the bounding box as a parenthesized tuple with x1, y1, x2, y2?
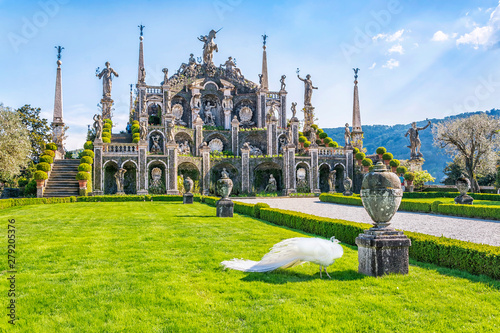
(1, 0, 500, 150)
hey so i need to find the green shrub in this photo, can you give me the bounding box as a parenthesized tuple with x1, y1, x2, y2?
(389, 159, 400, 167)
(355, 152, 365, 160)
(132, 137, 139, 143)
(382, 152, 393, 161)
(24, 180, 37, 196)
(316, 128, 324, 134)
(103, 123, 112, 130)
(319, 132, 328, 139)
(34, 171, 48, 180)
(329, 142, 339, 148)
(353, 147, 360, 155)
(396, 166, 408, 174)
(103, 137, 111, 143)
(80, 156, 93, 165)
(431, 200, 443, 212)
(84, 141, 94, 150)
(76, 171, 91, 181)
(311, 124, 318, 130)
(131, 124, 140, 133)
(104, 119, 112, 125)
(319, 193, 363, 206)
(132, 120, 139, 126)
(36, 162, 51, 172)
(0, 196, 77, 210)
(437, 203, 500, 220)
(78, 163, 92, 172)
(46, 142, 57, 151)
(102, 132, 111, 138)
(253, 202, 271, 219)
(398, 200, 431, 213)
(39, 155, 53, 164)
(304, 141, 311, 148)
(376, 147, 387, 155)
(404, 172, 415, 181)
(43, 150, 55, 158)
(17, 177, 29, 187)
(298, 136, 306, 143)
(323, 137, 333, 144)
(80, 149, 95, 159)
(362, 158, 373, 166)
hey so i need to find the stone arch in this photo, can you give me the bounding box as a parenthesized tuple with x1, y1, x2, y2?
(205, 133, 229, 152)
(253, 162, 282, 193)
(147, 103, 162, 125)
(171, 95, 189, 127)
(319, 163, 331, 193)
(103, 160, 119, 195)
(175, 131, 194, 155)
(278, 133, 288, 154)
(122, 160, 138, 194)
(210, 162, 240, 196)
(296, 162, 310, 193)
(201, 93, 222, 127)
(240, 132, 265, 154)
(203, 80, 220, 90)
(147, 160, 167, 194)
(148, 130, 165, 155)
(234, 99, 256, 128)
(333, 163, 346, 192)
(178, 162, 200, 194)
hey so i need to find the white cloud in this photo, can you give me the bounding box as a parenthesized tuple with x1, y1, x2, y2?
(457, 1, 500, 49)
(383, 59, 399, 69)
(368, 62, 376, 70)
(432, 30, 449, 41)
(388, 44, 404, 54)
(372, 29, 405, 42)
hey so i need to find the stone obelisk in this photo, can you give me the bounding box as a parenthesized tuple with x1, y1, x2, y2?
(351, 68, 364, 151)
(51, 46, 66, 159)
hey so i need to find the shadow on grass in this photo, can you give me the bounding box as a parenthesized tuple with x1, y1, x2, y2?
(240, 269, 365, 284)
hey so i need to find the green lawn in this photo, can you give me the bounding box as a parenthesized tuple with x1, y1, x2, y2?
(1, 202, 499, 332)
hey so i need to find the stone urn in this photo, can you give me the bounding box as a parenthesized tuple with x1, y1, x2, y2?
(360, 161, 403, 229)
(217, 168, 233, 199)
(183, 176, 194, 194)
(343, 177, 353, 196)
(455, 176, 473, 205)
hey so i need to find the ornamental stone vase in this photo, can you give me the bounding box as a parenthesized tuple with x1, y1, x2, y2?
(343, 177, 353, 196)
(217, 169, 233, 199)
(183, 176, 194, 194)
(454, 176, 474, 205)
(360, 161, 403, 229)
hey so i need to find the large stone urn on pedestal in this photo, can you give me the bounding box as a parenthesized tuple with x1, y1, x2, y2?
(216, 168, 234, 217)
(454, 176, 474, 205)
(183, 176, 194, 204)
(356, 162, 411, 277)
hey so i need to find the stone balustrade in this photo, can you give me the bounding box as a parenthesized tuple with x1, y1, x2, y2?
(318, 147, 345, 156)
(146, 87, 162, 94)
(266, 92, 280, 100)
(104, 143, 138, 154)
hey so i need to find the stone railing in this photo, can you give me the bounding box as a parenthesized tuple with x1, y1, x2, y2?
(266, 92, 280, 100)
(104, 143, 138, 154)
(146, 86, 162, 94)
(318, 147, 345, 156)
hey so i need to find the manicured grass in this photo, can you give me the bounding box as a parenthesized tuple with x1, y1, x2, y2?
(1, 202, 499, 332)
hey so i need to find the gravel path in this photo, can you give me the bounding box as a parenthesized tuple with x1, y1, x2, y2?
(234, 197, 500, 246)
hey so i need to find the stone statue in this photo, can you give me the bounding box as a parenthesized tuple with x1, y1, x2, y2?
(258, 74, 263, 85)
(114, 168, 127, 194)
(343, 177, 353, 196)
(287, 126, 293, 145)
(162, 68, 169, 85)
(223, 56, 242, 78)
(344, 123, 351, 147)
(221, 168, 229, 179)
(140, 67, 146, 82)
(179, 140, 191, 155)
(279, 136, 287, 154)
(139, 121, 147, 141)
(151, 135, 161, 154)
(328, 170, 337, 193)
(204, 102, 216, 126)
(353, 67, 360, 80)
(166, 121, 175, 143)
(190, 93, 201, 109)
(455, 176, 474, 205)
(151, 167, 162, 188)
(297, 73, 318, 106)
(93, 114, 103, 140)
(405, 120, 431, 159)
(96, 62, 119, 98)
(198, 29, 219, 65)
(291, 102, 297, 119)
(280, 75, 286, 91)
(265, 174, 277, 192)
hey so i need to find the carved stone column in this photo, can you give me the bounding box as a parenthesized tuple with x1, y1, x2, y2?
(137, 142, 148, 195)
(257, 91, 266, 128)
(194, 116, 204, 157)
(290, 117, 300, 147)
(93, 141, 104, 195)
(200, 143, 211, 195)
(279, 91, 287, 129)
(190, 85, 202, 129)
(284, 144, 296, 195)
(166, 142, 179, 195)
(241, 145, 250, 193)
(231, 116, 239, 157)
(309, 144, 320, 193)
(266, 118, 278, 156)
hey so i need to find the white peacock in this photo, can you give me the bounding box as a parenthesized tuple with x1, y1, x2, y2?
(221, 236, 343, 278)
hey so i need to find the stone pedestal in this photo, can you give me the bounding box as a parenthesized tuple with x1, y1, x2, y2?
(407, 158, 424, 172)
(216, 198, 234, 217)
(183, 193, 194, 204)
(455, 194, 473, 205)
(356, 228, 411, 277)
(36, 185, 44, 198)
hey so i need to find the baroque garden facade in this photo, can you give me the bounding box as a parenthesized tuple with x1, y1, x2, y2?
(92, 28, 358, 196)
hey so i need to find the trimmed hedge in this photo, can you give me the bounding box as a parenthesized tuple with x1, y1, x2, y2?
(319, 193, 362, 206)
(438, 203, 500, 220)
(202, 196, 270, 218)
(34, 171, 48, 180)
(44, 150, 55, 158)
(78, 163, 92, 172)
(46, 142, 57, 151)
(36, 162, 51, 172)
(76, 195, 195, 202)
(84, 141, 94, 150)
(80, 149, 95, 159)
(76, 171, 91, 181)
(0, 197, 77, 210)
(81, 156, 93, 165)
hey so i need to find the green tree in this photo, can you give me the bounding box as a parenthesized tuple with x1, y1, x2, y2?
(16, 104, 51, 160)
(0, 105, 31, 183)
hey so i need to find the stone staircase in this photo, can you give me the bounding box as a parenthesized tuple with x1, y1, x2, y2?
(44, 160, 80, 198)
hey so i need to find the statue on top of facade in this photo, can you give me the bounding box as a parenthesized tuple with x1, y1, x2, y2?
(162, 68, 169, 85)
(198, 29, 220, 65)
(166, 121, 175, 143)
(93, 114, 103, 140)
(222, 56, 243, 78)
(291, 102, 297, 119)
(405, 120, 431, 159)
(344, 123, 351, 147)
(297, 70, 318, 106)
(96, 62, 119, 99)
(139, 121, 147, 141)
(280, 75, 286, 91)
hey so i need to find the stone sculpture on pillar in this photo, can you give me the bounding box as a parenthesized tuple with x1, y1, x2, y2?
(96, 62, 119, 99)
(93, 114, 103, 141)
(198, 29, 220, 66)
(216, 168, 234, 217)
(183, 176, 194, 204)
(328, 170, 337, 193)
(356, 161, 411, 277)
(454, 176, 474, 205)
(114, 168, 127, 195)
(344, 123, 351, 147)
(343, 177, 353, 196)
(405, 120, 431, 159)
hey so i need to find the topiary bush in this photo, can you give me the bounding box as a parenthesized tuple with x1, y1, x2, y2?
(43, 150, 55, 158)
(353, 147, 360, 154)
(376, 147, 387, 155)
(253, 202, 271, 219)
(315, 139, 322, 145)
(36, 162, 51, 172)
(78, 163, 92, 172)
(103, 137, 111, 143)
(304, 141, 311, 148)
(355, 152, 365, 160)
(382, 152, 393, 161)
(323, 137, 333, 144)
(132, 137, 139, 143)
(404, 172, 415, 181)
(362, 158, 373, 166)
(46, 142, 58, 151)
(39, 155, 54, 164)
(131, 124, 140, 133)
(396, 166, 408, 174)
(319, 132, 328, 139)
(80, 156, 93, 165)
(76, 171, 91, 181)
(102, 132, 111, 138)
(298, 136, 306, 143)
(84, 141, 94, 150)
(34, 170, 48, 180)
(389, 159, 400, 167)
(80, 149, 95, 159)
(329, 142, 339, 148)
